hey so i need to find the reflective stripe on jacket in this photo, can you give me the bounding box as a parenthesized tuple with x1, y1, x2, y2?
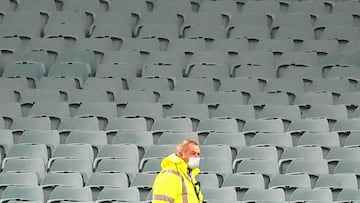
(152, 153, 203, 203)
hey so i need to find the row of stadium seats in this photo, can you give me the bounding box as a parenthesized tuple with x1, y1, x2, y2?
(6, 89, 360, 108)
(2, 0, 360, 15)
(1, 142, 360, 202)
(0, 0, 360, 202)
(2, 38, 360, 54)
(1, 185, 360, 202)
(2, 102, 360, 126)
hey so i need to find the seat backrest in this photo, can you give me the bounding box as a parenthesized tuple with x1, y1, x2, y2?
(47, 186, 93, 203)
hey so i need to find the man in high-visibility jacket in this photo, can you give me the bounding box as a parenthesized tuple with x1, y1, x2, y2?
(152, 139, 203, 203)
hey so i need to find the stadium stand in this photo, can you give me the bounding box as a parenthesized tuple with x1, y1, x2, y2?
(0, 0, 360, 202)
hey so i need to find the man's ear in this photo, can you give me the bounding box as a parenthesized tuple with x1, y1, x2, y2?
(177, 151, 183, 158)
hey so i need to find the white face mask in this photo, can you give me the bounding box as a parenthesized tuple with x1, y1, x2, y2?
(188, 157, 200, 169)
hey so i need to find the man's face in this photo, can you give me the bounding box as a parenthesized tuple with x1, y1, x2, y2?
(182, 144, 201, 163)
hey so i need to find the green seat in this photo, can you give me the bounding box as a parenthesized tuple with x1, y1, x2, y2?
(0, 11, 43, 38)
(47, 186, 93, 203)
(96, 63, 137, 85)
(196, 173, 220, 189)
(19, 89, 61, 105)
(243, 118, 285, 134)
(111, 131, 153, 160)
(11, 117, 52, 133)
(141, 157, 162, 173)
(58, 117, 100, 136)
(106, 117, 148, 133)
(108, 0, 149, 13)
(3, 143, 49, 165)
(74, 102, 118, 129)
(122, 102, 164, 128)
(223, 173, 265, 200)
(114, 90, 157, 105)
(93, 144, 139, 169)
(300, 39, 339, 54)
(250, 132, 293, 153)
(240, 0, 281, 14)
(60, 0, 104, 14)
(56, 50, 96, 76)
(235, 159, 279, 187)
(187, 51, 229, 68)
(286, 159, 329, 188)
(0, 130, 13, 156)
(0, 103, 22, 128)
(28, 102, 70, 129)
(232, 65, 276, 79)
(287, 118, 330, 134)
(129, 77, 173, 92)
(83, 77, 124, 97)
(274, 26, 315, 41)
(336, 92, 360, 106)
(66, 130, 107, 157)
(152, 0, 192, 14)
(204, 132, 246, 160)
(197, 118, 238, 134)
(44, 23, 86, 40)
(320, 26, 360, 41)
(0, 171, 38, 187)
(120, 38, 160, 52)
(219, 78, 261, 93)
(292, 92, 334, 107)
(269, 174, 311, 201)
(203, 91, 245, 106)
(297, 132, 340, 155)
(130, 173, 157, 201)
(73, 37, 115, 54)
(272, 13, 313, 28)
(20, 130, 60, 158)
(48, 158, 93, 183)
(0, 186, 44, 203)
(174, 78, 216, 93)
(0, 90, 17, 103)
(48, 63, 89, 86)
(248, 92, 290, 106)
(304, 105, 348, 121)
(229, 25, 270, 40)
(290, 188, 333, 203)
(95, 159, 139, 183)
(158, 91, 199, 106)
(336, 189, 360, 203)
(137, 24, 180, 39)
(96, 187, 141, 203)
(86, 172, 129, 200)
(315, 173, 358, 190)
(157, 132, 199, 145)
(50, 144, 94, 165)
(90, 23, 132, 39)
(2, 158, 45, 183)
(25, 38, 68, 55)
(3, 62, 44, 81)
(242, 189, 286, 203)
(36, 77, 80, 91)
(310, 78, 353, 94)
(41, 172, 84, 188)
(167, 38, 207, 52)
(186, 64, 230, 80)
(258, 105, 301, 122)
(279, 146, 324, 174)
(66, 89, 109, 106)
(0, 78, 30, 91)
(202, 187, 237, 202)
(253, 39, 295, 53)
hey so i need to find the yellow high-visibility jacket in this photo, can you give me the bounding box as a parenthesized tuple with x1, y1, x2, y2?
(152, 153, 203, 203)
